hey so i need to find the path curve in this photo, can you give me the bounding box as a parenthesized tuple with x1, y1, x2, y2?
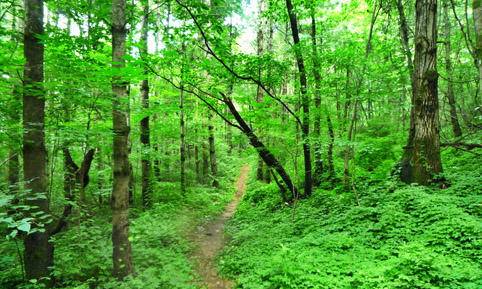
(191, 164, 250, 289)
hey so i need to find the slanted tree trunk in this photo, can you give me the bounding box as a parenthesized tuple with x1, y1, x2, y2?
(286, 0, 312, 197)
(23, 0, 54, 283)
(140, 0, 151, 209)
(443, 1, 462, 137)
(223, 95, 299, 202)
(208, 115, 219, 188)
(111, 0, 133, 279)
(400, 0, 443, 185)
(310, 8, 323, 186)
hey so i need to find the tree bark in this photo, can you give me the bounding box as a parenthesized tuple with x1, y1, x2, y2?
(223, 95, 299, 202)
(256, 0, 265, 182)
(473, 0, 482, 98)
(111, 0, 133, 279)
(310, 9, 323, 186)
(194, 144, 201, 183)
(202, 141, 209, 182)
(443, 0, 463, 137)
(400, 0, 443, 185)
(208, 115, 219, 188)
(180, 86, 187, 193)
(23, 0, 54, 283)
(286, 0, 312, 197)
(140, 0, 152, 209)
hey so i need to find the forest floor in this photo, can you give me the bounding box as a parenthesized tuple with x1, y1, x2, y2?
(189, 164, 250, 289)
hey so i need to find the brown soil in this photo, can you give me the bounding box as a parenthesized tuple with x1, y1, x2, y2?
(191, 164, 250, 289)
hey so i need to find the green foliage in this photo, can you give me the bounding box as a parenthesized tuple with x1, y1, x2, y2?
(220, 151, 482, 289)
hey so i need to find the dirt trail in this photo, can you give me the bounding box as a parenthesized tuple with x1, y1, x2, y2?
(191, 164, 250, 289)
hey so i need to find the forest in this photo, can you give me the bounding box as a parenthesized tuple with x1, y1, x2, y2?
(0, 0, 481, 288)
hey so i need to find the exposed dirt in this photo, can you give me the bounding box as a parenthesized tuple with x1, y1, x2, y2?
(191, 165, 250, 289)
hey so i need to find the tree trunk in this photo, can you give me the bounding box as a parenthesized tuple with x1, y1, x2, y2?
(310, 9, 323, 186)
(286, 0, 312, 197)
(223, 96, 299, 202)
(195, 145, 201, 183)
(443, 1, 462, 137)
(202, 142, 209, 182)
(111, 0, 133, 279)
(400, 0, 443, 185)
(153, 141, 161, 181)
(256, 0, 265, 182)
(23, 0, 54, 283)
(208, 115, 219, 188)
(140, 0, 151, 209)
(180, 86, 187, 193)
(326, 114, 335, 181)
(474, 0, 482, 98)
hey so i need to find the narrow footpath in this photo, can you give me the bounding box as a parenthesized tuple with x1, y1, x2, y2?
(191, 165, 250, 289)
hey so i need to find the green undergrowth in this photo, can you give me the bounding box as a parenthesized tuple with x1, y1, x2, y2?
(219, 150, 482, 289)
(0, 180, 236, 289)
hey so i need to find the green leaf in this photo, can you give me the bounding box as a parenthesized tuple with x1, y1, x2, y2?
(18, 221, 31, 233)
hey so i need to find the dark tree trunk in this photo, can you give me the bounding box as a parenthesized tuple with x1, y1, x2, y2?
(286, 0, 312, 197)
(22, 0, 54, 283)
(310, 9, 323, 186)
(111, 0, 133, 279)
(208, 115, 219, 188)
(400, 0, 443, 185)
(223, 95, 299, 202)
(52, 148, 95, 235)
(180, 86, 187, 193)
(443, 1, 462, 137)
(194, 145, 201, 183)
(326, 114, 335, 181)
(473, 0, 482, 97)
(140, 0, 151, 209)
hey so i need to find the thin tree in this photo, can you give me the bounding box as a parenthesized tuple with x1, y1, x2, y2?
(285, 0, 313, 197)
(140, 0, 152, 209)
(443, 0, 462, 137)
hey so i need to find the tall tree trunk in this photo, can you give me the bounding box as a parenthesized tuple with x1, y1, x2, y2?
(140, 0, 151, 209)
(326, 114, 335, 181)
(111, 0, 133, 279)
(474, 0, 482, 98)
(180, 86, 187, 193)
(400, 0, 443, 185)
(208, 115, 219, 188)
(396, 0, 417, 178)
(23, 0, 54, 283)
(310, 8, 323, 186)
(256, 0, 265, 182)
(286, 0, 312, 197)
(8, 11, 20, 207)
(443, 1, 462, 137)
